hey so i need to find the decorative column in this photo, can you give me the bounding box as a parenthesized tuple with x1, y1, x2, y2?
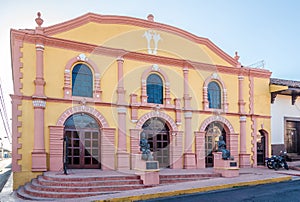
(102, 128, 116, 170)
(49, 126, 64, 171)
(227, 133, 239, 163)
(238, 75, 251, 167)
(170, 131, 183, 169)
(195, 131, 205, 168)
(183, 67, 196, 169)
(130, 129, 142, 169)
(116, 57, 130, 170)
(31, 12, 47, 171)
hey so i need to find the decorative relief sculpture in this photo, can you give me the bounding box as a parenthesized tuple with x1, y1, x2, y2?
(143, 30, 161, 55)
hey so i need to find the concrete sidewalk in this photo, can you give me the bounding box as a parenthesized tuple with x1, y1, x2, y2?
(86, 167, 299, 202)
(1, 162, 300, 202)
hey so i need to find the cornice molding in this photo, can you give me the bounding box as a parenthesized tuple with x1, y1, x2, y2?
(10, 29, 271, 79)
(17, 13, 238, 66)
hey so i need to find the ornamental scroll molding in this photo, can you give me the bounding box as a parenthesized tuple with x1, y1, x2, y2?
(32, 100, 46, 108)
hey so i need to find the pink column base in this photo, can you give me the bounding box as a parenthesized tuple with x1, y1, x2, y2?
(32, 152, 47, 171)
(49, 154, 62, 171)
(136, 171, 160, 185)
(213, 152, 239, 178)
(214, 168, 239, 178)
(117, 152, 130, 170)
(134, 154, 160, 185)
(239, 154, 251, 168)
(183, 152, 196, 169)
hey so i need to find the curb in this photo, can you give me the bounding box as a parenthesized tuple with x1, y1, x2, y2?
(96, 176, 292, 202)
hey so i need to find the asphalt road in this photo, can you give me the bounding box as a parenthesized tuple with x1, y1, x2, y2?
(140, 179, 300, 202)
(0, 159, 12, 192)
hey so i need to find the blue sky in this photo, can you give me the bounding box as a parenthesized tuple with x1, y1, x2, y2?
(0, 0, 300, 149)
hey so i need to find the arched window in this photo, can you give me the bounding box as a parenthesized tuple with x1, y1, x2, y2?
(72, 63, 93, 97)
(147, 74, 163, 104)
(208, 81, 221, 109)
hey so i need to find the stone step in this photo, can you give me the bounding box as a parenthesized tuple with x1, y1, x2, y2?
(160, 177, 211, 184)
(17, 186, 57, 201)
(42, 173, 140, 182)
(37, 175, 143, 186)
(159, 173, 221, 179)
(22, 183, 117, 199)
(31, 178, 150, 192)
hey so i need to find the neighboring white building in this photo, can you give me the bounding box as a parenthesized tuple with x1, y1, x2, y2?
(270, 78, 300, 160)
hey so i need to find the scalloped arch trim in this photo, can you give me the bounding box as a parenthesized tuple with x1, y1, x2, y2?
(56, 105, 109, 127)
(135, 111, 178, 131)
(199, 115, 235, 133)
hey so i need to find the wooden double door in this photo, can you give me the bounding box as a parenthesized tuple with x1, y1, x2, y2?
(142, 118, 170, 168)
(65, 129, 101, 169)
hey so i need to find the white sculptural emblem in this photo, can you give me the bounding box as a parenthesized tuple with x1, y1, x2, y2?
(143, 30, 161, 55)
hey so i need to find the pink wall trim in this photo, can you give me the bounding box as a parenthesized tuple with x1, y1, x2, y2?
(64, 55, 101, 101)
(10, 37, 24, 172)
(11, 96, 22, 172)
(251, 117, 257, 166)
(11, 30, 272, 79)
(203, 73, 228, 112)
(56, 105, 109, 127)
(135, 111, 178, 131)
(199, 115, 235, 133)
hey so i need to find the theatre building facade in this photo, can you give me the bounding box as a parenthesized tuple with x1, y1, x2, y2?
(10, 12, 272, 189)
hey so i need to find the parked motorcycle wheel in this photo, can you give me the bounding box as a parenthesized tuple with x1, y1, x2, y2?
(273, 162, 279, 171)
(284, 164, 289, 170)
(266, 160, 273, 169)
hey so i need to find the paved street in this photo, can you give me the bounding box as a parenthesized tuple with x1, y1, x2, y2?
(141, 179, 300, 202)
(0, 158, 11, 191)
(0, 158, 13, 201)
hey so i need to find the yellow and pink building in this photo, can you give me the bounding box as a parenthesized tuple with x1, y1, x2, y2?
(10, 12, 272, 189)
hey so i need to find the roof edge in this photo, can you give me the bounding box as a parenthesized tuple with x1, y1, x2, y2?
(40, 12, 238, 66)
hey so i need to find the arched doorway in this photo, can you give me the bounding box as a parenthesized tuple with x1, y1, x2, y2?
(205, 122, 226, 167)
(142, 118, 170, 168)
(257, 130, 266, 166)
(64, 113, 101, 169)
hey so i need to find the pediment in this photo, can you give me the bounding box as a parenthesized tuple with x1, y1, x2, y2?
(42, 13, 237, 66)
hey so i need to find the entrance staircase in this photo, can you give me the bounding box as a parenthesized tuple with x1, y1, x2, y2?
(16, 169, 221, 200)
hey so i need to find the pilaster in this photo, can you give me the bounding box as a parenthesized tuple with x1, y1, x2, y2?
(195, 131, 205, 168)
(49, 126, 64, 171)
(182, 67, 195, 169)
(32, 16, 47, 171)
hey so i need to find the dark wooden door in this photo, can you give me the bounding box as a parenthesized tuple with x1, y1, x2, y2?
(147, 132, 170, 168)
(257, 133, 265, 166)
(142, 118, 170, 168)
(65, 129, 100, 169)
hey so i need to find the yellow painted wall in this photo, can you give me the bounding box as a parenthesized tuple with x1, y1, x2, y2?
(20, 43, 36, 96)
(53, 22, 231, 66)
(253, 77, 271, 116)
(18, 100, 34, 172)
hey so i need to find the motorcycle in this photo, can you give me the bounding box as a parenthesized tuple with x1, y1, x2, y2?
(265, 151, 289, 170)
(265, 156, 275, 169)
